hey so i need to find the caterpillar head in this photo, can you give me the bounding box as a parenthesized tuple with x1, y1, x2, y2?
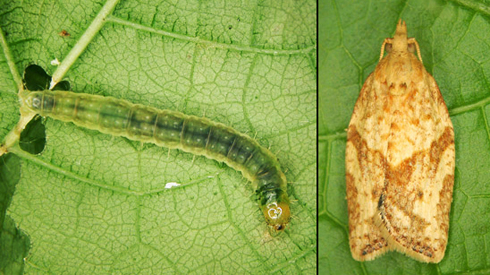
(20, 90, 44, 114)
(23, 92, 43, 111)
(263, 201, 291, 232)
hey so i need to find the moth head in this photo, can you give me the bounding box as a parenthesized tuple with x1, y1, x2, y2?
(392, 19, 408, 53)
(263, 201, 291, 233)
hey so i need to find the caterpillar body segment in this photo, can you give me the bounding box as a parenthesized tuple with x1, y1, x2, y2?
(21, 89, 291, 232)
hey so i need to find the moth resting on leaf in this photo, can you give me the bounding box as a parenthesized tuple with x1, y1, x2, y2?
(345, 20, 455, 263)
(19, 65, 291, 233)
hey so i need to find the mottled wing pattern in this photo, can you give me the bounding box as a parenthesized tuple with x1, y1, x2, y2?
(377, 67, 455, 263)
(346, 74, 390, 260)
(346, 19, 455, 263)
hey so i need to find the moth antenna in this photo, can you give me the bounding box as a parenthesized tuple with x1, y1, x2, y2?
(408, 37, 423, 63)
(253, 132, 258, 139)
(191, 154, 196, 165)
(379, 38, 393, 61)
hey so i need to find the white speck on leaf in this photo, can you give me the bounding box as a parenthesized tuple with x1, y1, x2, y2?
(50, 58, 60, 66)
(165, 182, 181, 189)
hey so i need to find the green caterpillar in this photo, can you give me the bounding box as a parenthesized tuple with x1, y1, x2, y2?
(20, 65, 291, 232)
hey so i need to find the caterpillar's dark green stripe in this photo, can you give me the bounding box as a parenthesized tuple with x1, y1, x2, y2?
(22, 89, 291, 232)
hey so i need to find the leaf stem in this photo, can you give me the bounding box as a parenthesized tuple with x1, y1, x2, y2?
(0, 25, 22, 91)
(0, 111, 36, 156)
(50, 0, 121, 86)
(2, 0, 121, 155)
(106, 16, 316, 55)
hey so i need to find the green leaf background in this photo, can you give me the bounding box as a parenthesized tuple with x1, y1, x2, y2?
(0, 0, 316, 274)
(320, 0, 490, 274)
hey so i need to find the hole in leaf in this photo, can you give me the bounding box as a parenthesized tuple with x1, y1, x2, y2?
(19, 116, 46, 154)
(24, 65, 51, 91)
(52, 80, 71, 91)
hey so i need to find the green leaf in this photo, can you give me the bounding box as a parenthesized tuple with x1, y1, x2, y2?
(0, 0, 316, 273)
(0, 154, 30, 275)
(0, 215, 30, 275)
(320, 0, 490, 273)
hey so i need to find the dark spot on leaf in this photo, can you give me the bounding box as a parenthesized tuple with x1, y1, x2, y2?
(52, 80, 71, 91)
(59, 30, 70, 37)
(19, 116, 46, 155)
(24, 65, 51, 91)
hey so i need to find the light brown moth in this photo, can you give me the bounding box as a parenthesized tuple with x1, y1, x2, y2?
(345, 20, 455, 263)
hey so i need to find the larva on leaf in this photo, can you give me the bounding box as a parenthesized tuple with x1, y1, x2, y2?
(345, 20, 455, 263)
(20, 65, 291, 233)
